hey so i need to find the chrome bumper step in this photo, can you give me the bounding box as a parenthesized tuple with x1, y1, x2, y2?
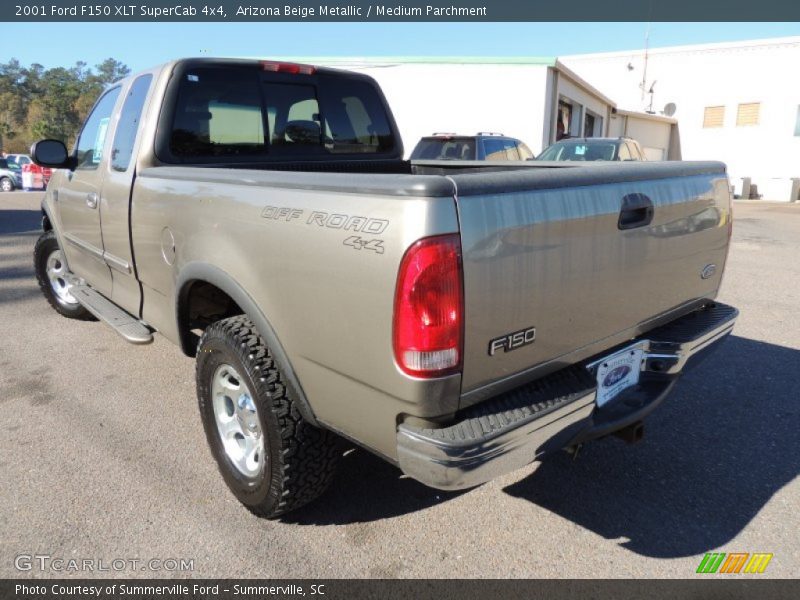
(397, 301, 738, 491)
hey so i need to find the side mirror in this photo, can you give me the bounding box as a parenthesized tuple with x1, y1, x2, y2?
(31, 139, 72, 169)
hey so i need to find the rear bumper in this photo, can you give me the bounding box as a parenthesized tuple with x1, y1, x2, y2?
(397, 302, 738, 490)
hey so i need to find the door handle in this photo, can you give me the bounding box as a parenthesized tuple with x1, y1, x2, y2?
(86, 192, 99, 209)
(618, 193, 654, 230)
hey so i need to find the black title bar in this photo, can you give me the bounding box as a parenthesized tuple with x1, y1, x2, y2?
(5, 0, 800, 22)
(3, 579, 800, 600)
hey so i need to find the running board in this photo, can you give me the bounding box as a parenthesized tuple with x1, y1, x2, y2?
(71, 285, 153, 344)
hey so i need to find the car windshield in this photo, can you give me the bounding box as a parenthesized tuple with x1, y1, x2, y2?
(538, 141, 618, 161)
(411, 138, 476, 160)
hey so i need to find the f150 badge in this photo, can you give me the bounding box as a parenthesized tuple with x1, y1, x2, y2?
(489, 326, 536, 356)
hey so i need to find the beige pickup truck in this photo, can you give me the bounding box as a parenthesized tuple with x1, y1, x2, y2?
(31, 58, 738, 518)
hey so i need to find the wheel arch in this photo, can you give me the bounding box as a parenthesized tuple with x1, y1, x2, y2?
(41, 206, 53, 232)
(175, 262, 319, 426)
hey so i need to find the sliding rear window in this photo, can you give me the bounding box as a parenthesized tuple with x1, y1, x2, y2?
(167, 66, 395, 160)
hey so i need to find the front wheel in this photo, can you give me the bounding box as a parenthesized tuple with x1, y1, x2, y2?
(196, 315, 341, 518)
(33, 230, 93, 320)
(0, 177, 14, 192)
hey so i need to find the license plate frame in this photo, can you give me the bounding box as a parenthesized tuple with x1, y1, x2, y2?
(594, 344, 645, 407)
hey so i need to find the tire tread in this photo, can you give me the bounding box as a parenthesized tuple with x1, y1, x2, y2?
(33, 230, 93, 320)
(198, 315, 340, 517)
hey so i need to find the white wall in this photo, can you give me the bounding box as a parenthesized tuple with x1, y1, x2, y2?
(611, 113, 674, 160)
(320, 63, 552, 156)
(563, 38, 800, 200)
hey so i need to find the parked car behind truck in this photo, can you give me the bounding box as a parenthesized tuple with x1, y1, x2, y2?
(0, 158, 22, 191)
(538, 137, 647, 161)
(31, 58, 737, 518)
(411, 132, 534, 161)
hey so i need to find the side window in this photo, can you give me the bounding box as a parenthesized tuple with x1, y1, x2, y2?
(794, 105, 800, 137)
(618, 143, 632, 161)
(112, 74, 153, 172)
(75, 87, 121, 170)
(483, 138, 506, 161)
(517, 142, 534, 160)
(503, 139, 520, 160)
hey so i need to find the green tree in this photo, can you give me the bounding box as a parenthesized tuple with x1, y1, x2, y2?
(0, 57, 130, 153)
(93, 58, 130, 85)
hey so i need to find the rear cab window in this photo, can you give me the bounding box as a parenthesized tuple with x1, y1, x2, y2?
(411, 138, 476, 160)
(161, 63, 397, 162)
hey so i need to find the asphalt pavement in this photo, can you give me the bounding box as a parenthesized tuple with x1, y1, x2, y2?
(1, 192, 798, 578)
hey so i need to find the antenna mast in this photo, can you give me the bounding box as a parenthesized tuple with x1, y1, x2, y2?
(640, 23, 650, 103)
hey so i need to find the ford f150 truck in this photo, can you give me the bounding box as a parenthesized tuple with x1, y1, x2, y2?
(31, 58, 738, 518)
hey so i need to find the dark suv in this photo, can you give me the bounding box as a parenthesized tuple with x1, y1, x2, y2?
(410, 132, 534, 161)
(537, 137, 646, 162)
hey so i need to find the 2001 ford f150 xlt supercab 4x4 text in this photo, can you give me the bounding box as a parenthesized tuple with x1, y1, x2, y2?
(30, 58, 738, 518)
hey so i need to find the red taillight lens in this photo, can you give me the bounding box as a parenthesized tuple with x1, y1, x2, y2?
(393, 234, 463, 377)
(260, 61, 316, 75)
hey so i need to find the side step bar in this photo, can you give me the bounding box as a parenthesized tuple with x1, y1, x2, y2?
(71, 285, 153, 344)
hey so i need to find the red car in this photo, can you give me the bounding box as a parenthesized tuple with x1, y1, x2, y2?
(21, 161, 53, 191)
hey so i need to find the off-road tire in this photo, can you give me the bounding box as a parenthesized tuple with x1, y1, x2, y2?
(33, 230, 93, 320)
(196, 315, 341, 518)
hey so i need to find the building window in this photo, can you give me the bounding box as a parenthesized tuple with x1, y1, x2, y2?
(557, 99, 573, 140)
(736, 102, 760, 127)
(584, 112, 595, 137)
(703, 106, 724, 128)
(795, 106, 800, 136)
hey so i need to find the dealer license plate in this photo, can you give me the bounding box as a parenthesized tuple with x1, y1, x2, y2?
(595, 346, 644, 407)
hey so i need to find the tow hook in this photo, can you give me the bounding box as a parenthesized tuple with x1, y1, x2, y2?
(613, 421, 645, 444)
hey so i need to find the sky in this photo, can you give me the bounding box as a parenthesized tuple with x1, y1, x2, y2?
(2, 22, 800, 72)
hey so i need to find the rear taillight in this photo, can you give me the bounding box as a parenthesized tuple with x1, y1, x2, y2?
(393, 234, 463, 377)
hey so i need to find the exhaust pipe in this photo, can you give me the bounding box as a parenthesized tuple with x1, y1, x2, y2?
(613, 421, 644, 445)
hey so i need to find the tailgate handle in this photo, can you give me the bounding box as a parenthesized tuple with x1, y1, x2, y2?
(618, 193, 654, 230)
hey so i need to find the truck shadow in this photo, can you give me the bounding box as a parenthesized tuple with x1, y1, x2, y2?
(0, 208, 41, 235)
(283, 447, 466, 525)
(287, 335, 798, 547)
(0, 209, 41, 305)
(503, 335, 799, 558)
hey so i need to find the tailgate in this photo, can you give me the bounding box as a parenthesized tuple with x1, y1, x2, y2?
(452, 162, 732, 403)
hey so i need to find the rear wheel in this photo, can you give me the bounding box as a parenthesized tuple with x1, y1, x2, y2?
(196, 315, 341, 518)
(33, 230, 93, 320)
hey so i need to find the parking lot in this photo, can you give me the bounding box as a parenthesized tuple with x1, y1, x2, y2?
(0, 191, 798, 578)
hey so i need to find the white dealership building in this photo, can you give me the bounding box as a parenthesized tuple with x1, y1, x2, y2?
(292, 35, 800, 200)
(562, 36, 800, 201)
